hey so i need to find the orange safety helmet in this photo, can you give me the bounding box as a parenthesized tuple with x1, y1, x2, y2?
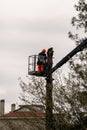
(42, 49, 46, 53)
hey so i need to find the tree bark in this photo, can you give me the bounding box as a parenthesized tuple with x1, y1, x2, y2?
(45, 48, 55, 130)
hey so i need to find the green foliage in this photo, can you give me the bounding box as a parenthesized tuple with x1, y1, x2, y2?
(72, 0, 87, 31)
(67, 0, 87, 129)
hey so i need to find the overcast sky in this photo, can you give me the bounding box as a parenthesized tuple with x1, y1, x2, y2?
(0, 0, 77, 112)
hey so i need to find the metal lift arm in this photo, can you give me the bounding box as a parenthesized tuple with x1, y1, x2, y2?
(51, 39, 87, 74)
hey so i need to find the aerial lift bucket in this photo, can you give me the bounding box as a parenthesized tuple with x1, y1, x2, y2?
(28, 55, 46, 77)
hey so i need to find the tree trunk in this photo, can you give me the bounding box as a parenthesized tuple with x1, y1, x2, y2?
(45, 48, 55, 130)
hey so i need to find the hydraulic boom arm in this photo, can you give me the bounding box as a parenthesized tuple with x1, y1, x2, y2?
(51, 39, 87, 74)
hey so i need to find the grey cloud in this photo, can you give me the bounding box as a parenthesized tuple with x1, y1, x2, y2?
(0, 71, 19, 87)
(0, 0, 76, 112)
(0, 17, 70, 34)
(0, 16, 71, 53)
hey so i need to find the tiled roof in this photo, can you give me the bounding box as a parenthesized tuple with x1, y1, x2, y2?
(0, 111, 45, 119)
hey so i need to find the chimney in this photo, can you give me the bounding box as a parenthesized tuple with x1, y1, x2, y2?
(11, 104, 16, 112)
(0, 99, 5, 115)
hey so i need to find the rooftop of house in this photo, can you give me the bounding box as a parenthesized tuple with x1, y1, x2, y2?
(0, 104, 45, 119)
(0, 111, 45, 119)
(16, 104, 45, 112)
